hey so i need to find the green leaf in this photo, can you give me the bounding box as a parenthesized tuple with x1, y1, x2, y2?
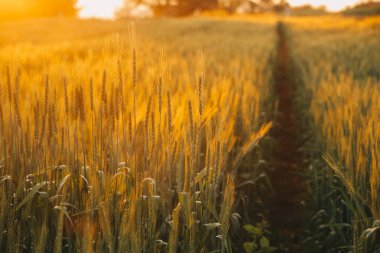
(265, 246, 277, 252)
(260, 236, 269, 248)
(16, 182, 47, 211)
(244, 224, 262, 236)
(243, 242, 256, 253)
(362, 226, 380, 240)
(57, 174, 71, 195)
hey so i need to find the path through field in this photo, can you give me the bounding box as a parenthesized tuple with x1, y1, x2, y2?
(267, 22, 307, 252)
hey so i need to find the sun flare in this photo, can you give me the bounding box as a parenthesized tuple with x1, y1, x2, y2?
(77, 0, 124, 19)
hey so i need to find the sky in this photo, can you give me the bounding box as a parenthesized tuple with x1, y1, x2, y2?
(78, 0, 360, 19)
(78, 0, 124, 19)
(288, 0, 359, 11)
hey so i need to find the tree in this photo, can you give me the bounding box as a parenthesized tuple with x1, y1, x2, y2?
(117, 0, 290, 16)
(273, 0, 289, 13)
(219, 0, 241, 14)
(176, 0, 218, 15)
(118, 0, 218, 17)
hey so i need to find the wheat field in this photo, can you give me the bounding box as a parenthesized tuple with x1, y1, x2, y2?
(288, 16, 380, 252)
(1, 12, 380, 253)
(0, 18, 275, 253)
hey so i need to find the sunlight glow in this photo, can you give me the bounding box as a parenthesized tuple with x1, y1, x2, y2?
(288, 0, 359, 11)
(77, 0, 361, 18)
(78, 0, 124, 19)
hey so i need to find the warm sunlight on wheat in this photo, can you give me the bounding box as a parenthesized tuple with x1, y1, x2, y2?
(1, 0, 380, 252)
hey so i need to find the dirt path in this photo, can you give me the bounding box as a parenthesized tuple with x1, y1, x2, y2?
(267, 22, 307, 252)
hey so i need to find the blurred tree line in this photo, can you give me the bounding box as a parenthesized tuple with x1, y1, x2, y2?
(343, 1, 380, 16)
(0, 0, 77, 20)
(118, 0, 290, 17)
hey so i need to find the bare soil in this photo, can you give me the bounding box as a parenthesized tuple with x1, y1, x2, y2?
(267, 22, 308, 252)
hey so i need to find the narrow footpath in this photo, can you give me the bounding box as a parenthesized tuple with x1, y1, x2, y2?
(267, 22, 307, 253)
